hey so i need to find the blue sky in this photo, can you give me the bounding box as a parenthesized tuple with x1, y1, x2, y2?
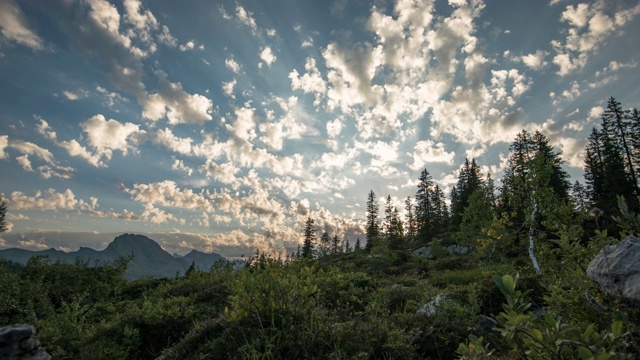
(1, 0, 639, 257)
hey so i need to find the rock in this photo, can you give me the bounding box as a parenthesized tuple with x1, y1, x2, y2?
(412, 246, 432, 259)
(416, 293, 445, 316)
(446, 244, 469, 255)
(587, 235, 640, 303)
(0, 324, 51, 360)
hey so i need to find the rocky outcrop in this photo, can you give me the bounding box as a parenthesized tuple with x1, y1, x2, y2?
(587, 235, 640, 303)
(446, 244, 469, 255)
(412, 246, 432, 258)
(416, 293, 445, 316)
(412, 244, 470, 259)
(0, 325, 51, 360)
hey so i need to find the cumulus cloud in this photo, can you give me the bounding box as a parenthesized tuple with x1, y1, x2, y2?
(0, 135, 8, 159)
(409, 140, 455, 170)
(141, 74, 213, 124)
(259, 46, 277, 67)
(153, 128, 193, 155)
(82, 114, 145, 159)
(0, 0, 44, 50)
(225, 58, 241, 73)
(552, 1, 640, 76)
(520, 50, 548, 70)
(9, 188, 94, 212)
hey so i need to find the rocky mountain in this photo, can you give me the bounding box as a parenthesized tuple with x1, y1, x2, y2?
(0, 233, 226, 280)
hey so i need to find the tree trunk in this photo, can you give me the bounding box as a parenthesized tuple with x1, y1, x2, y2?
(529, 201, 541, 274)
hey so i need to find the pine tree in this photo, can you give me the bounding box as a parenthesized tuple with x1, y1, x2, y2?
(451, 158, 484, 227)
(332, 234, 341, 254)
(319, 231, 331, 257)
(302, 217, 316, 259)
(354, 237, 362, 251)
(383, 195, 394, 238)
(415, 169, 434, 241)
(571, 181, 589, 214)
(404, 196, 416, 237)
(365, 190, 380, 251)
(0, 196, 7, 233)
(344, 238, 351, 253)
(603, 97, 637, 193)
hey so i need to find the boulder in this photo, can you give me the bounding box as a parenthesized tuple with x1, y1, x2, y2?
(416, 293, 445, 316)
(587, 235, 640, 303)
(0, 324, 51, 360)
(446, 244, 469, 255)
(412, 246, 432, 259)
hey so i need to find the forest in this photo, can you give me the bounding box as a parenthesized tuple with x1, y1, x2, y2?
(1, 96, 640, 359)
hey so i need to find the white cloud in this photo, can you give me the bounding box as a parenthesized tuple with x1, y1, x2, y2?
(141, 75, 213, 124)
(588, 105, 604, 120)
(225, 58, 241, 73)
(201, 160, 241, 185)
(171, 158, 193, 176)
(409, 140, 455, 170)
(123, 0, 157, 31)
(0, 0, 44, 50)
(289, 57, 327, 106)
(82, 114, 145, 159)
(553, 1, 640, 76)
(179, 40, 202, 52)
(62, 89, 89, 101)
(15, 155, 33, 172)
(222, 79, 237, 99)
(520, 50, 548, 70)
(153, 128, 193, 155)
(0, 135, 8, 159)
(157, 25, 177, 47)
(10, 188, 94, 211)
(259, 46, 277, 67)
(236, 4, 258, 34)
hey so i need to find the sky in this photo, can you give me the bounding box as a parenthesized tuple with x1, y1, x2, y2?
(1, 0, 639, 257)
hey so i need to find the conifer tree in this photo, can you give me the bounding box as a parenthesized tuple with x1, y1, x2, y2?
(319, 231, 331, 257)
(404, 196, 416, 237)
(344, 238, 351, 253)
(302, 217, 316, 259)
(450, 158, 484, 227)
(365, 190, 380, 251)
(0, 196, 7, 233)
(332, 234, 341, 254)
(415, 169, 434, 241)
(354, 237, 362, 251)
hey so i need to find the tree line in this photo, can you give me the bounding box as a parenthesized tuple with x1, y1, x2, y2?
(297, 96, 640, 262)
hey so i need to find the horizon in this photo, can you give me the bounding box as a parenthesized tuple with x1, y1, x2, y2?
(1, 0, 640, 257)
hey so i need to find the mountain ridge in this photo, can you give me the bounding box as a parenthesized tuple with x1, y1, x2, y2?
(0, 233, 225, 280)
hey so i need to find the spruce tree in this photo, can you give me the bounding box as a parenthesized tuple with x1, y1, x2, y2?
(354, 237, 362, 251)
(404, 196, 416, 237)
(332, 234, 341, 254)
(415, 169, 434, 241)
(0, 196, 7, 233)
(365, 190, 380, 251)
(302, 217, 316, 259)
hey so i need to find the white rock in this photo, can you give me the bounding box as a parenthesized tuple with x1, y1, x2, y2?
(587, 235, 640, 303)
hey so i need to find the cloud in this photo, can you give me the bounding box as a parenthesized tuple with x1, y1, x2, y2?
(157, 25, 177, 47)
(0, 0, 45, 50)
(9, 188, 94, 212)
(0, 135, 8, 159)
(289, 57, 327, 106)
(225, 58, 241, 73)
(520, 50, 548, 70)
(153, 128, 193, 155)
(409, 140, 455, 170)
(62, 89, 89, 101)
(82, 114, 145, 159)
(141, 74, 213, 124)
(15, 155, 33, 172)
(235, 4, 258, 34)
(222, 79, 237, 99)
(259, 46, 277, 67)
(552, 1, 640, 76)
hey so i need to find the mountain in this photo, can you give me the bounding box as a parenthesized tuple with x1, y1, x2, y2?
(0, 233, 225, 280)
(182, 249, 225, 271)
